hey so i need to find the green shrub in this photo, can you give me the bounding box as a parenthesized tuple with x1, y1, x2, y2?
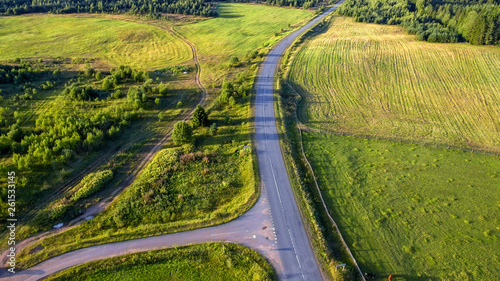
(0, 135, 11, 154)
(209, 123, 218, 136)
(158, 112, 165, 121)
(102, 76, 117, 91)
(95, 71, 103, 80)
(85, 67, 95, 77)
(49, 203, 70, 221)
(71, 170, 113, 202)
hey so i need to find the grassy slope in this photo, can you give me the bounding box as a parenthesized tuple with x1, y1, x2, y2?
(176, 3, 312, 84)
(289, 16, 500, 153)
(303, 131, 500, 280)
(45, 243, 276, 281)
(0, 16, 191, 69)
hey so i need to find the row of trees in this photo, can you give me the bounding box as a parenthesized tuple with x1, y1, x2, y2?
(0, 64, 171, 170)
(0, 0, 218, 17)
(338, 0, 500, 45)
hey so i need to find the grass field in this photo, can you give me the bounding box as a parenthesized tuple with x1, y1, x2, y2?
(289, 16, 500, 153)
(176, 3, 312, 84)
(303, 131, 500, 280)
(0, 16, 191, 69)
(45, 243, 276, 281)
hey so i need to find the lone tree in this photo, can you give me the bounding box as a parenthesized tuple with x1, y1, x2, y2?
(172, 121, 193, 145)
(192, 105, 208, 128)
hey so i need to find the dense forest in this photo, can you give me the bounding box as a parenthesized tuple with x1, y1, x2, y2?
(0, 0, 218, 17)
(338, 0, 500, 45)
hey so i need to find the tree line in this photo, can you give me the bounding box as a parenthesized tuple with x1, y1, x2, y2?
(232, 0, 327, 9)
(0, 0, 218, 17)
(338, 0, 500, 45)
(0, 63, 170, 171)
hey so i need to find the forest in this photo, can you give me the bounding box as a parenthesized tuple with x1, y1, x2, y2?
(338, 0, 500, 45)
(0, 0, 218, 17)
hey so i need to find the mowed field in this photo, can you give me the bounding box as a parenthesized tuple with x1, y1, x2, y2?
(289, 16, 500, 153)
(0, 16, 191, 69)
(176, 3, 312, 83)
(45, 243, 276, 281)
(303, 132, 500, 280)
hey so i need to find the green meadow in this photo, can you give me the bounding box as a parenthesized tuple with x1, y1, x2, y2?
(303, 131, 500, 280)
(12, 3, 311, 267)
(289, 16, 500, 153)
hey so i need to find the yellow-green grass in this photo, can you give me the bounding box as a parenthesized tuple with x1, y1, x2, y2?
(303, 131, 500, 280)
(176, 3, 312, 83)
(289, 16, 500, 153)
(46, 243, 276, 281)
(0, 16, 191, 69)
(0, 59, 200, 246)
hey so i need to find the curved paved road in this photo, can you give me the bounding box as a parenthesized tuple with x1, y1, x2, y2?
(2, 3, 344, 280)
(254, 2, 343, 280)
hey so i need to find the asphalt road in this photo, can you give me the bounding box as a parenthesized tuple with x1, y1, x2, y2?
(254, 2, 344, 280)
(1, 4, 344, 280)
